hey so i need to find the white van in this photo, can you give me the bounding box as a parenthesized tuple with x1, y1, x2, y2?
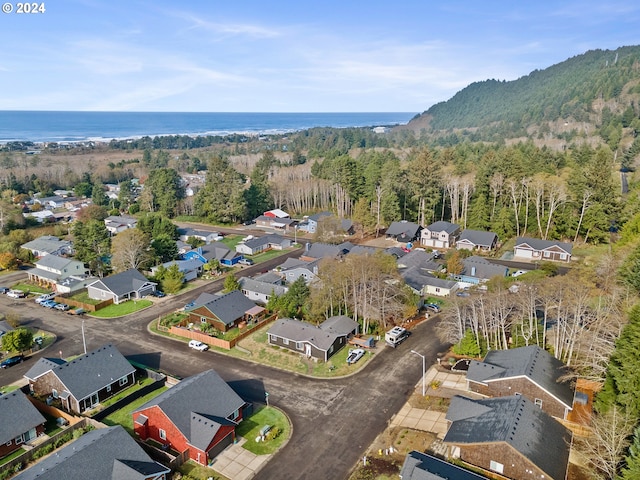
(385, 326, 409, 348)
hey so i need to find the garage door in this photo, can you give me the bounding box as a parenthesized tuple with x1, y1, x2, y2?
(515, 248, 533, 259)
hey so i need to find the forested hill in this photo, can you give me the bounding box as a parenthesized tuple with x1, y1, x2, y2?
(406, 45, 640, 147)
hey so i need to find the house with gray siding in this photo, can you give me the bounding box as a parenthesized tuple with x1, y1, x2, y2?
(267, 316, 358, 361)
(27, 254, 89, 289)
(385, 220, 421, 242)
(87, 269, 157, 304)
(151, 259, 203, 282)
(239, 276, 288, 304)
(235, 234, 291, 256)
(24, 344, 136, 414)
(277, 258, 319, 284)
(444, 395, 571, 480)
(21, 235, 73, 258)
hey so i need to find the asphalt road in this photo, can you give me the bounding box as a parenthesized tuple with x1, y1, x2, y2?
(0, 259, 449, 480)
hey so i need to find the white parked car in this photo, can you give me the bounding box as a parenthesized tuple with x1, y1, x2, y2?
(188, 340, 208, 351)
(35, 293, 56, 304)
(7, 290, 25, 298)
(346, 348, 365, 365)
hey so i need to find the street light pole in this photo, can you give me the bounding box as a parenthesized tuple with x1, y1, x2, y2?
(411, 350, 426, 396)
(81, 320, 87, 355)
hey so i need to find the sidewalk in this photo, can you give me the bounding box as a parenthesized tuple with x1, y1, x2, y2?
(210, 437, 271, 480)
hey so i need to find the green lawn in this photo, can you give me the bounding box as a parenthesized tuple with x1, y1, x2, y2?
(0, 384, 21, 395)
(90, 299, 153, 318)
(178, 460, 226, 480)
(236, 406, 290, 455)
(68, 291, 103, 305)
(99, 377, 155, 408)
(0, 447, 26, 466)
(10, 283, 49, 295)
(102, 386, 168, 434)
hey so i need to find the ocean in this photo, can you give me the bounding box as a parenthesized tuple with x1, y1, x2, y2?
(0, 111, 417, 143)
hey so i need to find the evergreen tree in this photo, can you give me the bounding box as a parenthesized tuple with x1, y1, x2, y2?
(91, 183, 108, 206)
(223, 274, 241, 293)
(620, 425, 640, 480)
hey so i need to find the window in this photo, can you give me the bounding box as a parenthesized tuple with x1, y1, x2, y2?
(106, 384, 112, 393)
(543, 251, 551, 258)
(6, 440, 12, 446)
(201, 317, 207, 323)
(435, 288, 441, 293)
(159, 429, 166, 440)
(52, 389, 58, 399)
(119, 377, 128, 387)
(560, 253, 567, 260)
(535, 398, 543, 408)
(489, 460, 504, 474)
(296, 342, 303, 351)
(15, 435, 24, 445)
(283, 338, 289, 345)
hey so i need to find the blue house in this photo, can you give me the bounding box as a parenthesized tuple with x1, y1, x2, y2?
(452, 256, 508, 285)
(182, 242, 242, 266)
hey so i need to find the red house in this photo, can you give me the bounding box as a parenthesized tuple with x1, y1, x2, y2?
(133, 369, 249, 466)
(0, 390, 46, 458)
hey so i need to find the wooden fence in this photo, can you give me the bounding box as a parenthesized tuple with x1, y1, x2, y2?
(169, 314, 278, 349)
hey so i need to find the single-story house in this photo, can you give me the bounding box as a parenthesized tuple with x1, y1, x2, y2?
(400, 450, 487, 480)
(513, 237, 573, 263)
(104, 215, 138, 235)
(456, 229, 498, 251)
(300, 241, 353, 261)
(0, 390, 46, 458)
(444, 395, 571, 480)
(276, 258, 320, 284)
(177, 227, 222, 244)
(182, 243, 242, 266)
(151, 259, 204, 282)
(385, 221, 421, 242)
(235, 234, 291, 256)
(187, 290, 265, 332)
(56, 274, 99, 295)
(87, 269, 157, 304)
(34, 195, 66, 209)
(267, 316, 359, 361)
(466, 345, 574, 421)
(27, 254, 89, 289)
(452, 256, 508, 286)
(421, 221, 460, 249)
(133, 369, 250, 466)
(239, 276, 289, 305)
(21, 235, 73, 258)
(22, 209, 55, 223)
(14, 425, 170, 480)
(24, 344, 136, 414)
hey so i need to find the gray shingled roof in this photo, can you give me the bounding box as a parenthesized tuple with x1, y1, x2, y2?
(304, 243, 342, 259)
(253, 272, 284, 284)
(14, 426, 169, 480)
(34, 254, 79, 272)
(400, 450, 487, 480)
(21, 236, 72, 255)
(466, 345, 574, 408)
(444, 395, 571, 480)
(199, 290, 259, 326)
(426, 221, 460, 234)
(460, 256, 507, 280)
(24, 357, 67, 381)
(242, 233, 287, 249)
(134, 369, 245, 450)
(28, 344, 135, 401)
(385, 221, 421, 237)
(88, 269, 155, 296)
(515, 237, 573, 254)
(0, 390, 46, 445)
(308, 211, 332, 222)
(458, 229, 498, 247)
(239, 277, 288, 297)
(268, 316, 357, 351)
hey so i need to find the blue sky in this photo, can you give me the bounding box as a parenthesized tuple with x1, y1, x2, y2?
(0, 1, 638, 112)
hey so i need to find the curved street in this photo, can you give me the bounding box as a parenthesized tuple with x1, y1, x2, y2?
(0, 265, 448, 480)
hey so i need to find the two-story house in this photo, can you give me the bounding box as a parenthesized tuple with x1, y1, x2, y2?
(27, 254, 89, 291)
(421, 221, 460, 249)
